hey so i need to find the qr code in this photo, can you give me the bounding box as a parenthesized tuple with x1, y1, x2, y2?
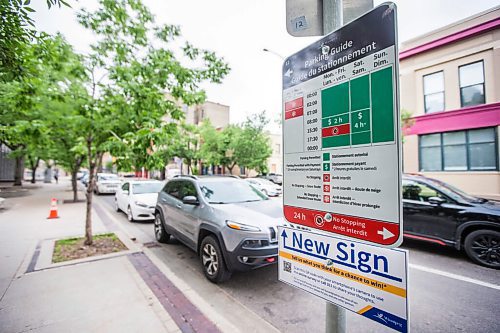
(283, 261, 292, 273)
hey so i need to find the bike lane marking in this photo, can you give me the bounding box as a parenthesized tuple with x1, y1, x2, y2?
(409, 263, 500, 290)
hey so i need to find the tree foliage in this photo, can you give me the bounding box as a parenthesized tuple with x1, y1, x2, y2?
(0, 33, 85, 186)
(0, 0, 71, 81)
(198, 112, 272, 175)
(234, 112, 272, 174)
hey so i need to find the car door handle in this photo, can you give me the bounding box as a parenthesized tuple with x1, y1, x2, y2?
(175, 204, 182, 209)
(160, 198, 167, 203)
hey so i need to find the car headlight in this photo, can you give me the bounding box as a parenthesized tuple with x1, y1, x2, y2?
(226, 220, 261, 232)
(134, 201, 148, 208)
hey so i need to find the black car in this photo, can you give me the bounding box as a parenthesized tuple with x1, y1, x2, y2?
(402, 174, 500, 269)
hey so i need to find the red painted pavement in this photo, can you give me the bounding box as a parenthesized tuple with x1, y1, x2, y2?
(128, 252, 221, 333)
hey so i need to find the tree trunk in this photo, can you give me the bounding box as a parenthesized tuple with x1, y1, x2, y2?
(160, 167, 166, 180)
(71, 158, 83, 202)
(85, 171, 94, 246)
(227, 163, 236, 174)
(30, 158, 40, 184)
(31, 167, 36, 183)
(14, 155, 24, 186)
(84, 142, 97, 246)
(71, 170, 78, 202)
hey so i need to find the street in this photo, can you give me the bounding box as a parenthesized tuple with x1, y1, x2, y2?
(98, 194, 500, 333)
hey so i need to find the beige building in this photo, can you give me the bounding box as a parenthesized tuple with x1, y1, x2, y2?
(400, 6, 500, 199)
(182, 101, 230, 129)
(267, 132, 283, 175)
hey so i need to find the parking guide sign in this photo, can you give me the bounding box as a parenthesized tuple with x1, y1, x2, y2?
(278, 226, 409, 332)
(282, 3, 402, 247)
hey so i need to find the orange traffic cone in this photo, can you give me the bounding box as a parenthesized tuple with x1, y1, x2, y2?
(47, 198, 59, 219)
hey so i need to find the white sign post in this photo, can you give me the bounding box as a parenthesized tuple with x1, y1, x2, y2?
(279, 226, 409, 332)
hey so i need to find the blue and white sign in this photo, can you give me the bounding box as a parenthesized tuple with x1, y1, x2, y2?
(278, 226, 409, 332)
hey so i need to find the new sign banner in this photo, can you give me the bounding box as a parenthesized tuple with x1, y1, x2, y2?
(278, 226, 409, 332)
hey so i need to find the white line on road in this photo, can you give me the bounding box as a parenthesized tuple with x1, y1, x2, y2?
(410, 263, 500, 290)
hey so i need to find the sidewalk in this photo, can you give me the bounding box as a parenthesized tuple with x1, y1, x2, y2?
(0, 179, 278, 333)
(0, 179, 178, 332)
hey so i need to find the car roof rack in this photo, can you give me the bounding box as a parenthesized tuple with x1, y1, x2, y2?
(173, 174, 198, 180)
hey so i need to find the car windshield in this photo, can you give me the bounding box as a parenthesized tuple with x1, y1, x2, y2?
(132, 182, 163, 194)
(99, 174, 118, 181)
(199, 180, 268, 204)
(421, 177, 483, 203)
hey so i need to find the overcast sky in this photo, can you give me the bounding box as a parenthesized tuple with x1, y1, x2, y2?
(31, 0, 499, 133)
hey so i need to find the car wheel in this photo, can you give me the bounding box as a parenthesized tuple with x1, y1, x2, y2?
(200, 235, 231, 283)
(262, 189, 268, 196)
(114, 199, 120, 212)
(154, 213, 170, 243)
(464, 230, 500, 269)
(127, 206, 135, 222)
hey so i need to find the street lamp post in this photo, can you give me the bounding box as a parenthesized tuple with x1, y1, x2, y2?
(262, 48, 285, 61)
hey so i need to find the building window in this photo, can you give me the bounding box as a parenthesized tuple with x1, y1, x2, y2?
(419, 127, 497, 171)
(459, 61, 485, 107)
(420, 133, 442, 171)
(423, 71, 444, 113)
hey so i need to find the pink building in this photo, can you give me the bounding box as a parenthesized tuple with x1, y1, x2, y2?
(400, 6, 500, 200)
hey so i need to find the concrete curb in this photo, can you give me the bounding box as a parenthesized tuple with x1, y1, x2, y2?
(31, 230, 140, 272)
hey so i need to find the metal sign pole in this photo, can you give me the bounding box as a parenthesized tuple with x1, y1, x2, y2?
(323, 1, 345, 332)
(322, 1, 372, 332)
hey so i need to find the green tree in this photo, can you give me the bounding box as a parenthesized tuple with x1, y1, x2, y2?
(0, 34, 83, 186)
(198, 120, 222, 167)
(400, 108, 414, 143)
(173, 123, 201, 175)
(0, 0, 70, 81)
(77, 0, 229, 245)
(234, 112, 272, 174)
(218, 125, 242, 174)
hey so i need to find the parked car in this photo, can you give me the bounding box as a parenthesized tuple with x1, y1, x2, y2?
(246, 177, 282, 197)
(76, 170, 88, 180)
(402, 174, 500, 269)
(154, 175, 283, 282)
(81, 174, 89, 187)
(259, 173, 283, 185)
(94, 173, 121, 195)
(115, 180, 163, 222)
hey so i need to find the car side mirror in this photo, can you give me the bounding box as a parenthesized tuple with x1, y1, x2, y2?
(182, 196, 199, 205)
(428, 197, 445, 205)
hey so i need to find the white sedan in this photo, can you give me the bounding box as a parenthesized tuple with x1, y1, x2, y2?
(246, 178, 282, 197)
(115, 180, 164, 221)
(94, 173, 121, 194)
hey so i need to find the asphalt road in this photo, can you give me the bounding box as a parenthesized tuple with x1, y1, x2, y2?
(98, 194, 500, 333)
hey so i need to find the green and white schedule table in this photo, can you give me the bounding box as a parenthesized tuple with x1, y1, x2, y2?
(282, 4, 403, 247)
(322, 65, 395, 148)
